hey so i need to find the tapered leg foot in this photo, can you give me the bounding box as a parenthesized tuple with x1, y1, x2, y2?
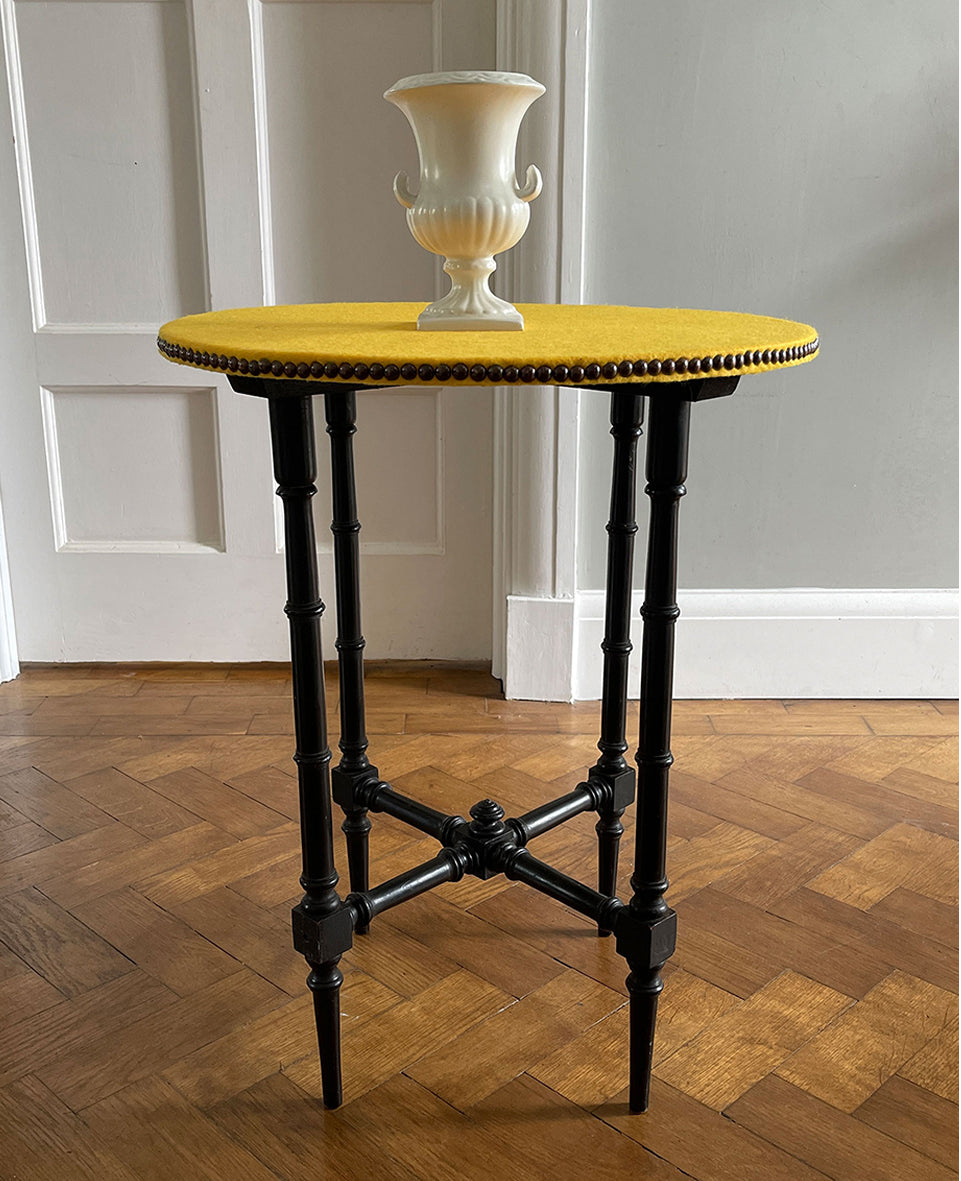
(595, 809, 625, 935)
(307, 959, 344, 1108)
(627, 967, 663, 1112)
(342, 809, 371, 934)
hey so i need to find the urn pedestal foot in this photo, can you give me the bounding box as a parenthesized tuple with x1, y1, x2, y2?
(417, 256, 523, 331)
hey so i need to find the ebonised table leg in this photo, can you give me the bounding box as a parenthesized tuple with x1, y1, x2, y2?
(324, 389, 378, 935)
(592, 390, 644, 935)
(267, 392, 351, 1108)
(626, 391, 690, 1112)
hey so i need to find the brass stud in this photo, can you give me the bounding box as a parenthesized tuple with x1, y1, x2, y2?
(451, 363, 469, 380)
(471, 364, 487, 381)
(418, 364, 435, 381)
(354, 362, 370, 380)
(435, 363, 452, 381)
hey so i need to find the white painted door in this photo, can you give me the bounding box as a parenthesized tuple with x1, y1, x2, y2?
(0, 0, 495, 663)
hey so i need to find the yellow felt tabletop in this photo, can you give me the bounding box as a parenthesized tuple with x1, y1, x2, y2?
(158, 302, 818, 386)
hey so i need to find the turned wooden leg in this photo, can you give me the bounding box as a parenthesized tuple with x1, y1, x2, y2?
(627, 391, 689, 1112)
(592, 390, 644, 934)
(324, 389, 378, 935)
(268, 391, 351, 1108)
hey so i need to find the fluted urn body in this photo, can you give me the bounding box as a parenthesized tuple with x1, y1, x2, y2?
(384, 71, 544, 331)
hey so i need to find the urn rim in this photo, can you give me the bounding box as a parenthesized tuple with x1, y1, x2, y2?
(384, 70, 545, 101)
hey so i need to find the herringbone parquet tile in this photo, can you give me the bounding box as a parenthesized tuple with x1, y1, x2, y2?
(0, 665, 956, 1180)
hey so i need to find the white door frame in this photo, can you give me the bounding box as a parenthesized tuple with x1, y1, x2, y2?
(493, 0, 591, 700)
(0, 494, 18, 683)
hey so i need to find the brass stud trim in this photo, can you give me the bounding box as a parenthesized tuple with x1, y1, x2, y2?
(157, 335, 820, 385)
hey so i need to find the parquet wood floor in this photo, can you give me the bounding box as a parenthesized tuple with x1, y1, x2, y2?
(0, 663, 957, 1180)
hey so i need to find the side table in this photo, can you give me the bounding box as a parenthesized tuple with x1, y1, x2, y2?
(158, 302, 818, 1111)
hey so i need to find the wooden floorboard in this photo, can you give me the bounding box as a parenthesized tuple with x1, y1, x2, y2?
(0, 663, 956, 1180)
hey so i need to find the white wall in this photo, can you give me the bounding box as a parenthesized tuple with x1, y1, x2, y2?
(569, 0, 958, 698)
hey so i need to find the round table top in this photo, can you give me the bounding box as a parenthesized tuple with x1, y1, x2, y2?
(158, 302, 818, 387)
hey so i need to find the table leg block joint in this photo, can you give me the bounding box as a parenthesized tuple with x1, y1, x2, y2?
(291, 900, 355, 964)
(614, 907, 678, 969)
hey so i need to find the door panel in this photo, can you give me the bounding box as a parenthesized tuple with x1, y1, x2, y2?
(13, 0, 206, 327)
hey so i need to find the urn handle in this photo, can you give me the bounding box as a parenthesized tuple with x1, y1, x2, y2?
(392, 170, 418, 209)
(514, 164, 543, 203)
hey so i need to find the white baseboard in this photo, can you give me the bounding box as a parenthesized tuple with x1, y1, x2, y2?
(507, 589, 958, 701)
(505, 594, 576, 701)
(575, 588, 958, 700)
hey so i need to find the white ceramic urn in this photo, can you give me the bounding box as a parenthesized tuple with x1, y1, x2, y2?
(384, 71, 545, 331)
